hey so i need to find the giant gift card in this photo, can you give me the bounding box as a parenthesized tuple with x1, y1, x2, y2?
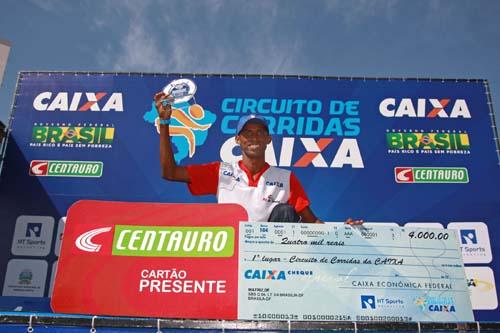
(51, 201, 247, 319)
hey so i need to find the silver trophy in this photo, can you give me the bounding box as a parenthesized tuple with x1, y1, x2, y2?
(161, 78, 197, 106)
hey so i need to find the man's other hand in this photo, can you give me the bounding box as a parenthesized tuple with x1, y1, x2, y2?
(345, 218, 364, 225)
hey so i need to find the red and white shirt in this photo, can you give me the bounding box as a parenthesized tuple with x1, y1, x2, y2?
(187, 161, 310, 222)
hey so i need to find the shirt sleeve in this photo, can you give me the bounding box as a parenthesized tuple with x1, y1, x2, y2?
(186, 161, 220, 195)
(288, 172, 311, 213)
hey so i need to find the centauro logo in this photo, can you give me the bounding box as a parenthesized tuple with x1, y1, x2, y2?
(29, 160, 103, 177)
(76, 227, 112, 252)
(379, 98, 471, 118)
(112, 226, 234, 257)
(75, 226, 234, 257)
(33, 92, 123, 111)
(395, 167, 469, 183)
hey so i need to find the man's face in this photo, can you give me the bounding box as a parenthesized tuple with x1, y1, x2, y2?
(235, 123, 271, 159)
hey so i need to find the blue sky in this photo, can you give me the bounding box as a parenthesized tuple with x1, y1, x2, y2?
(1, 0, 500, 124)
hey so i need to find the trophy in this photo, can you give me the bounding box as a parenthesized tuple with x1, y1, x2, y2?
(161, 78, 197, 106)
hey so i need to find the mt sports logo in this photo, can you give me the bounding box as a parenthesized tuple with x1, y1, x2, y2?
(26, 223, 42, 238)
(448, 222, 492, 264)
(33, 92, 123, 112)
(361, 295, 376, 309)
(360, 295, 404, 310)
(143, 79, 216, 163)
(460, 229, 478, 245)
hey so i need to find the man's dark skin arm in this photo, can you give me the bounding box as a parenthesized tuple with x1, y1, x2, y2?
(154, 92, 190, 182)
(300, 210, 362, 225)
(299, 206, 322, 224)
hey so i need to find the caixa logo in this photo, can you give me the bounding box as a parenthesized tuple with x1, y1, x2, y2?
(244, 269, 286, 280)
(265, 180, 284, 188)
(33, 92, 123, 111)
(414, 296, 456, 312)
(75, 227, 112, 252)
(379, 98, 471, 118)
(222, 170, 240, 182)
(221, 137, 364, 169)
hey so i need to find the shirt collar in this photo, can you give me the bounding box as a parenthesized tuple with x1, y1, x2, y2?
(238, 160, 270, 187)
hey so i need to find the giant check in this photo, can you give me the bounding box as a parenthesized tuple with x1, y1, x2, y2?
(238, 223, 474, 322)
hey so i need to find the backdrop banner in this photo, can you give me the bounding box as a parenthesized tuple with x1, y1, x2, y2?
(0, 73, 498, 320)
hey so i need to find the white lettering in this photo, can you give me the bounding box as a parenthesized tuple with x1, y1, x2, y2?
(116, 230, 131, 250)
(330, 139, 364, 168)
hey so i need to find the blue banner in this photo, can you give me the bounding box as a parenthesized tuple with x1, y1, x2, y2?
(0, 73, 498, 321)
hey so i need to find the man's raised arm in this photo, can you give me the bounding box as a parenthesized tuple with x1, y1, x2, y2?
(154, 92, 190, 183)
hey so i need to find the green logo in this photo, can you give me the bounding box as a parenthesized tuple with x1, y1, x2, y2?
(386, 131, 470, 150)
(395, 167, 469, 183)
(112, 225, 235, 257)
(31, 124, 114, 144)
(29, 160, 103, 177)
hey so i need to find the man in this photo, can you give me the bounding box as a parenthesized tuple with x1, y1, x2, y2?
(155, 92, 363, 224)
(155, 91, 323, 223)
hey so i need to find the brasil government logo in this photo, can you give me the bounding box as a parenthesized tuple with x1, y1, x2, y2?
(31, 123, 114, 148)
(143, 79, 216, 163)
(386, 129, 470, 155)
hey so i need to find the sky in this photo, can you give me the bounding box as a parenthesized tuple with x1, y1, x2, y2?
(1, 0, 500, 125)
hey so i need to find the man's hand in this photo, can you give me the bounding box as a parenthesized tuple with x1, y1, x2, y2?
(345, 218, 364, 226)
(154, 92, 173, 120)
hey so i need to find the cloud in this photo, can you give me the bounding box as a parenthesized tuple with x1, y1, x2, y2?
(324, 0, 398, 26)
(91, 0, 305, 74)
(113, 22, 169, 72)
(28, 0, 71, 13)
(155, 1, 303, 74)
(92, 0, 168, 72)
(110, 1, 306, 74)
(96, 0, 414, 76)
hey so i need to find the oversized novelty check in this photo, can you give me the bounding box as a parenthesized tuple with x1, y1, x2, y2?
(238, 223, 474, 322)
